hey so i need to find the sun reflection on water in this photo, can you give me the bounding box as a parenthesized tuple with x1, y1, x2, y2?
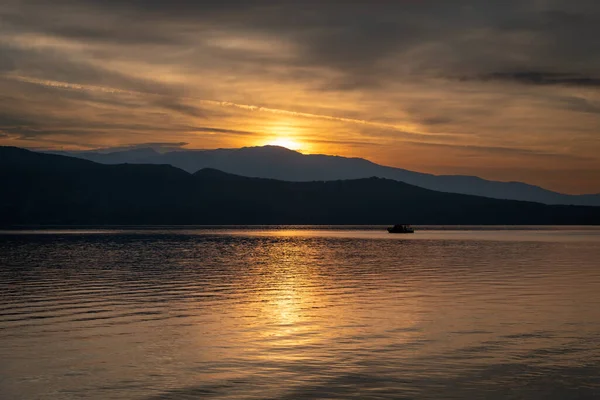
(3, 230, 600, 399)
(217, 236, 425, 368)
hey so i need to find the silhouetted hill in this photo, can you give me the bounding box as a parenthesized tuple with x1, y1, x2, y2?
(2, 146, 599, 226)
(50, 146, 600, 206)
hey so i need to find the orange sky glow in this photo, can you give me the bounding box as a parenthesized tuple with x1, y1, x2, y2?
(1, 1, 599, 194)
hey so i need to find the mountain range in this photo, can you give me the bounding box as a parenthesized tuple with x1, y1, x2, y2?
(48, 146, 600, 207)
(2, 146, 599, 226)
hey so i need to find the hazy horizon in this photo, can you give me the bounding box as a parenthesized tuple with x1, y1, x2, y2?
(17, 143, 598, 196)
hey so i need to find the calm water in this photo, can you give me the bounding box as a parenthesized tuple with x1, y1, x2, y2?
(1, 227, 600, 399)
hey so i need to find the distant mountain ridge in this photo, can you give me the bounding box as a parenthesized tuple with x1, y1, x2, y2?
(48, 145, 600, 206)
(2, 146, 599, 226)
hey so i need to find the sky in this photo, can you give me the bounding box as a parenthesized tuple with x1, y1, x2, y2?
(1, 1, 599, 194)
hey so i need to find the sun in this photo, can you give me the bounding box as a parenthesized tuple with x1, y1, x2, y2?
(267, 137, 304, 151)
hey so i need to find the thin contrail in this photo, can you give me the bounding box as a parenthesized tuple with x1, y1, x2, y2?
(6, 75, 419, 133)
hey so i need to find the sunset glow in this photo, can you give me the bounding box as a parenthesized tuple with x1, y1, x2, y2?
(3, 3, 600, 399)
(0, 2, 599, 194)
(265, 137, 305, 152)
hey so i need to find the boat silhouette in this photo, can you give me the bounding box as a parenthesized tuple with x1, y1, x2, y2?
(387, 224, 414, 234)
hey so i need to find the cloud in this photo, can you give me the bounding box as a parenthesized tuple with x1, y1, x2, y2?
(1, 0, 600, 193)
(469, 71, 600, 87)
(191, 126, 260, 136)
(0, 43, 182, 96)
(153, 99, 208, 118)
(307, 139, 383, 148)
(76, 142, 190, 152)
(403, 141, 593, 162)
(4, 75, 422, 134)
(550, 96, 600, 115)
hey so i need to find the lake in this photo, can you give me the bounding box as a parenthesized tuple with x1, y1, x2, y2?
(1, 226, 600, 399)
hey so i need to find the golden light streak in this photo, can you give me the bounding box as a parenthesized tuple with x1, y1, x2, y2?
(5, 74, 420, 134)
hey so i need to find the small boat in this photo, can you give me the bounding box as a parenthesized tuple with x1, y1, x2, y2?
(387, 224, 414, 234)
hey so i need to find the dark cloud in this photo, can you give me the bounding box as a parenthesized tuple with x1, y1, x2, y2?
(78, 142, 190, 152)
(60, 0, 261, 16)
(0, 50, 16, 72)
(153, 99, 207, 119)
(0, 105, 192, 140)
(192, 127, 259, 136)
(471, 72, 600, 87)
(47, 25, 182, 46)
(0, 113, 31, 127)
(0, 113, 44, 139)
(555, 96, 600, 115)
(4, 1, 600, 88)
(0, 43, 182, 96)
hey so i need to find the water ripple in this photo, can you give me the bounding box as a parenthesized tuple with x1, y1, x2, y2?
(1, 228, 600, 399)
